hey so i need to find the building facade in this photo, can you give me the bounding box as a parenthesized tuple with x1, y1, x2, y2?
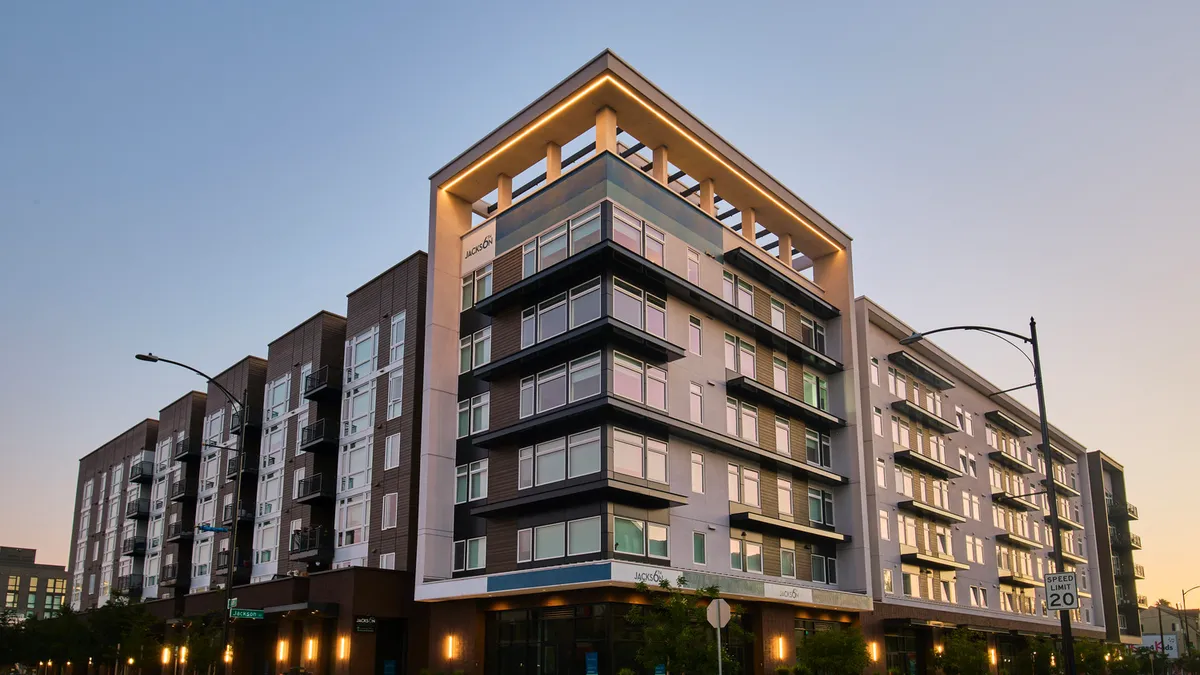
(415, 50, 871, 675)
(855, 297, 1107, 673)
(1, 547, 68, 620)
(1088, 451, 1146, 644)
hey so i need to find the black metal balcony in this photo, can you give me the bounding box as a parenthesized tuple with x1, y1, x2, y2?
(159, 563, 186, 587)
(114, 574, 144, 595)
(221, 504, 254, 525)
(229, 406, 261, 436)
(121, 535, 146, 556)
(289, 527, 333, 565)
(1133, 564, 1145, 579)
(173, 438, 200, 462)
(303, 365, 340, 402)
(295, 474, 334, 505)
(1130, 533, 1143, 550)
(298, 418, 337, 454)
(1108, 500, 1139, 521)
(129, 461, 155, 484)
(125, 498, 150, 520)
(225, 454, 258, 480)
(168, 479, 196, 502)
(165, 521, 194, 543)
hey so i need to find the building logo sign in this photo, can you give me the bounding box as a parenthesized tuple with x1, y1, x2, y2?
(354, 615, 377, 633)
(632, 570, 668, 584)
(461, 221, 496, 276)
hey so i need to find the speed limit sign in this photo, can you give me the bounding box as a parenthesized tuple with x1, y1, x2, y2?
(1045, 572, 1079, 611)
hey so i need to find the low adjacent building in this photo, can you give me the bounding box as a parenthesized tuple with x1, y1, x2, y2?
(1, 547, 68, 620)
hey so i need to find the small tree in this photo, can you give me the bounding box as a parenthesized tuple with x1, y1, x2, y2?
(625, 576, 750, 675)
(934, 629, 988, 675)
(1074, 639, 1109, 675)
(793, 627, 869, 675)
(180, 612, 225, 675)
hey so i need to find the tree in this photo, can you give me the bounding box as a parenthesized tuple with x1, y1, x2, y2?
(1074, 640, 1109, 675)
(793, 627, 869, 675)
(933, 629, 988, 675)
(1012, 635, 1059, 675)
(625, 576, 751, 675)
(1108, 647, 1153, 675)
(179, 612, 226, 675)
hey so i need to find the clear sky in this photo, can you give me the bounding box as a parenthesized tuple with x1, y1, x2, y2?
(1, 2, 1196, 605)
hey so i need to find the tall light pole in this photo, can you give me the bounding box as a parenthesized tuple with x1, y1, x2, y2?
(136, 353, 246, 674)
(900, 318, 1076, 675)
(1183, 586, 1200, 655)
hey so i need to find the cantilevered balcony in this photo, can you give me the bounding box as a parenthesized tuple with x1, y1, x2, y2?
(1130, 533, 1143, 550)
(1050, 512, 1085, 531)
(289, 527, 333, 566)
(1138, 595, 1150, 608)
(722, 247, 840, 323)
(159, 563, 186, 587)
(989, 449, 1037, 475)
(114, 574, 144, 596)
(1043, 477, 1081, 498)
(125, 498, 150, 520)
(1108, 500, 1139, 521)
(472, 477, 687, 517)
(1049, 443, 1077, 465)
(892, 444, 962, 480)
(1061, 549, 1088, 565)
(168, 479, 196, 503)
(173, 438, 200, 462)
(225, 454, 258, 481)
(221, 504, 254, 525)
(900, 544, 968, 571)
(898, 498, 966, 524)
(887, 351, 955, 391)
(890, 399, 959, 435)
(728, 505, 848, 546)
(229, 406, 260, 436)
(129, 461, 154, 484)
(999, 570, 1043, 588)
(298, 418, 337, 454)
(985, 410, 1034, 437)
(992, 489, 1040, 512)
(726, 374, 846, 432)
(295, 474, 334, 506)
(164, 521, 193, 543)
(1133, 564, 1146, 579)
(302, 365, 340, 402)
(121, 535, 146, 556)
(997, 531, 1043, 550)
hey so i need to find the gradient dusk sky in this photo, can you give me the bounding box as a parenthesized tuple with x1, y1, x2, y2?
(1, 2, 1197, 605)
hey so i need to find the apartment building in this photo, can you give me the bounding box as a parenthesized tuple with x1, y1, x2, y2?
(415, 50, 870, 675)
(1088, 451, 1146, 644)
(1, 547, 68, 620)
(67, 418, 159, 610)
(152, 392, 208, 603)
(855, 297, 1107, 673)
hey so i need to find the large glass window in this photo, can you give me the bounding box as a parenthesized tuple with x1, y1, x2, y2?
(725, 398, 759, 443)
(730, 539, 763, 573)
(570, 207, 602, 253)
(647, 524, 669, 558)
(456, 393, 490, 438)
(770, 299, 786, 331)
(534, 523, 566, 561)
(800, 317, 826, 354)
(536, 366, 567, 413)
(537, 294, 568, 341)
(520, 428, 601, 488)
(539, 225, 568, 270)
(535, 438, 566, 486)
(612, 279, 665, 338)
(613, 517, 645, 555)
(568, 429, 601, 478)
(570, 279, 602, 326)
(612, 429, 667, 484)
(567, 516, 601, 555)
(803, 373, 829, 411)
(613, 208, 642, 253)
(569, 354, 602, 401)
(805, 430, 832, 468)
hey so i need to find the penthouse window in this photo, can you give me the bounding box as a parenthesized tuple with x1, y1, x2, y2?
(613, 278, 665, 337)
(520, 279, 601, 349)
(519, 353, 601, 418)
(613, 353, 666, 410)
(519, 428, 601, 489)
(264, 374, 290, 420)
(522, 206, 601, 278)
(613, 207, 665, 266)
(613, 429, 668, 484)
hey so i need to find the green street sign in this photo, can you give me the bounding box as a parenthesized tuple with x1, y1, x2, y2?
(229, 608, 264, 620)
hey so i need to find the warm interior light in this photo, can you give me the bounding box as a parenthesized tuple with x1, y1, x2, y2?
(306, 637, 317, 661)
(869, 641, 879, 662)
(338, 636, 349, 661)
(444, 635, 458, 661)
(161, 648, 171, 665)
(276, 639, 288, 663)
(775, 636, 785, 660)
(127, 658, 134, 666)
(179, 646, 187, 664)
(989, 647, 997, 665)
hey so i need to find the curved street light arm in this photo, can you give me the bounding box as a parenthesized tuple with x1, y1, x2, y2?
(138, 354, 244, 410)
(905, 324, 1032, 344)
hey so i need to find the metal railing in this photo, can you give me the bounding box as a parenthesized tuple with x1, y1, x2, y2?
(303, 365, 333, 396)
(296, 474, 331, 500)
(289, 526, 330, 554)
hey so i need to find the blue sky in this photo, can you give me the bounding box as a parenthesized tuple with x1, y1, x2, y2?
(1, 2, 1197, 602)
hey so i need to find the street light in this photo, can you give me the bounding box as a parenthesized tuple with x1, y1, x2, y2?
(136, 353, 246, 673)
(1182, 586, 1200, 655)
(900, 318, 1077, 675)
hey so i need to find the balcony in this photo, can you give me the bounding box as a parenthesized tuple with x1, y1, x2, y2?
(472, 477, 687, 517)
(1061, 549, 1088, 565)
(302, 365, 340, 402)
(728, 506, 848, 546)
(900, 544, 968, 571)
(1130, 533, 1143, 550)
(988, 449, 1037, 475)
(114, 574, 144, 595)
(173, 438, 200, 462)
(1049, 443, 1077, 465)
(1108, 501, 1139, 521)
(1133, 564, 1146, 579)
(221, 504, 254, 526)
(992, 489, 1040, 512)
(722, 247, 840, 322)
(165, 521, 194, 543)
(295, 474, 334, 506)
(129, 461, 155, 484)
(225, 454, 258, 481)
(892, 445, 962, 480)
(1138, 595, 1150, 609)
(121, 535, 146, 556)
(726, 374, 846, 432)
(1049, 512, 1085, 531)
(1043, 477, 1081, 498)
(159, 563, 186, 587)
(985, 410, 1034, 437)
(168, 479, 196, 503)
(289, 527, 333, 566)
(229, 406, 261, 436)
(999, 570, 1043, 588)
(298, 419, 337, 454)
(213, 551, 250, 585)
(473, 317, 686, 381)
(898, 498, 966, 524)
(887, 351, 955, 391)
(997, 531, 1043, 550)
(124, 498, 150, 520)
(890, 399, 959, 435)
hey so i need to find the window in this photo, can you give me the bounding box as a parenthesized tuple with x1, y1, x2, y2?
(739, 340, 755, 378)
(384, 433, 401, 470)
(727, 464, 740, 502)
(940, 580, 955, 604)
(692, 532, 706, 565)
(781, 547, 797, 578)
(613, 279, 665, 338)
(730, 539, 763, 573)
(688, 316, 702, 354)
(535, 439, 566, 486)
(568, 428, 601, 479)
(537, 366, 570, 413)
(461, 264, 493, 310)
(959, 449, 977, 477)
(773, 357, 787, 392)
(389, 311, 406, 363)
(520, 377, 534, 418)
(812, 555, 837, 585)
(726, 397, 758, 442)
(569, 353, 602, 402)
(809, 489, 834, 526)
(534, 523, 566, 560)
(518, 447, 534, 490)
(387, 368, 404, 420)
(800, 316, 826, 353)
(343, 382, 375, 436)
(381, 493, 398, 530)
(722, 271, 735, 303)
(339, 438, 370, 492)
(336, 494, 367, 547)
(458, 327, 491, 374)
(802, 372, 829, 411)
(725, 465, 760, 507)
(775, 417, 790, 454)
(645, 224, 665, 266)
(770, 299, 785, 331)
(879, 510, 890, 540)
(537, 293, 568, 341)
(872, 408, 883, 437)
(613, 207, 643, 254)
(265, 374, 291, 420)
(453, 537, 486, 571)
(876, 458, 887, 487)
(347, 329, 378, 382)
(647, 524, 669, 558)
(687, 249, 701, 284)
(568, 517, 601, 555)
(613, 353, 667, 410)
(883, 568, 894, 594)
(778, 479, 794, 517)
(517, 529, 533, 563)
(690, 452, 705, 493)
(870, 358, 879, 386)
(805, 429, 832, 468)
(379, 552, 396, 570)
(735, 279, 753, 313)
(569, 278, 602, 326)
(613, 518, 645, 555)
(569, 206, 602, 254)
(689, 383, 703, 423)
(612, 429, 668, 484)
(456, 393, 489, 438)
(970, 586, 989, 608)
(455, 460, 488, 503)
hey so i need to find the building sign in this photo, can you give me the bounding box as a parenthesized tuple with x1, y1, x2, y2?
(460, 221, 496, 276)
(1045, 572, 1079, 611)
(1143, 634, 1179, 659)
(354, 615, 377, 633)
(585, 652, 598, 675)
